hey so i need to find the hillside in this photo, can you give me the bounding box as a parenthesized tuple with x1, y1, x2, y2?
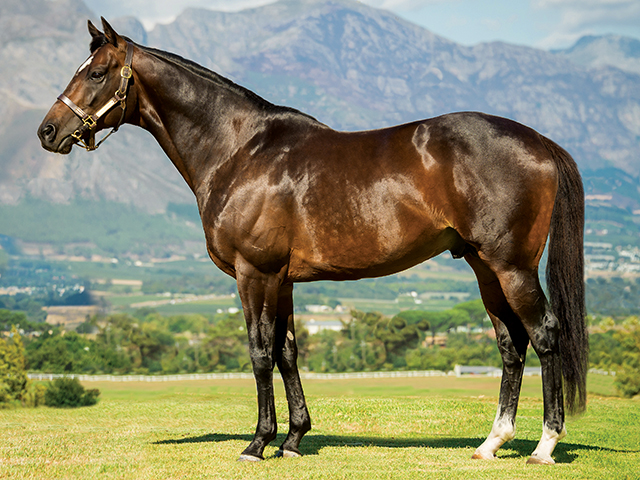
(0, 0, 639, 213)
(553, 34, 640, 76)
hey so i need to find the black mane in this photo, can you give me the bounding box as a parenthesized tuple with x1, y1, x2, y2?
(135, 42, 317, 121)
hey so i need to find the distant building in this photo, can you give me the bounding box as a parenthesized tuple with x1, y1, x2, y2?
(304, 319, 344, 335)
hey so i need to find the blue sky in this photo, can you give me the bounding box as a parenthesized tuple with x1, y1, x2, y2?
(374, 0, 640, 48)
(83, 0, 640, 50)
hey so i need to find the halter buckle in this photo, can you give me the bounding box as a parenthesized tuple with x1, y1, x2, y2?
(83, 116, 97, 129)
(120, 65, 132, 79)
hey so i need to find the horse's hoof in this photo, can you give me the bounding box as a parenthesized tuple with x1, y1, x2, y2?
(238, 454, 262, 462)
(526, 454, 555, 465)
(276, 449, 302, 458)
(471, 450, 495, 460)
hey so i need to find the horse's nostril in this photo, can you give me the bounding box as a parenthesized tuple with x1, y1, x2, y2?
(40, 123, 56, 142)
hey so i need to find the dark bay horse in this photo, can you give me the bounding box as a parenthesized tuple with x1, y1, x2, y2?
(38, 19, 587, 465)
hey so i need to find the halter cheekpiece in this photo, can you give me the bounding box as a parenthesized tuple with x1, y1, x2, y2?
(57, 41, 134, 151)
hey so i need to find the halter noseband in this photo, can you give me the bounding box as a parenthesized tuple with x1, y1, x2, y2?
(57, 42, 134, 151)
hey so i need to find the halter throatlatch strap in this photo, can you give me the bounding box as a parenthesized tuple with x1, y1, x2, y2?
(57, 41, 134, 151)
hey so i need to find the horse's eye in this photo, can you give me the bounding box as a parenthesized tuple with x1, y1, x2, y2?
(90, 71, 105, 81)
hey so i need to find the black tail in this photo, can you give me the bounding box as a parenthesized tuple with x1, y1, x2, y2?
(542, 136, 587, 415)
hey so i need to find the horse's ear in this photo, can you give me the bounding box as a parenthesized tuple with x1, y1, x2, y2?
(88, 20, 107, 52)
(101, 17, 120, 47)
(88, 20, 102, 39)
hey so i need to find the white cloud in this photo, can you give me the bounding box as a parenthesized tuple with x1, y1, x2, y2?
(358, 0, 448, 8)
(534, 0, 634, 7)
(86, 0, 454, 29)
(533, 0, 640, 47)
(85, 0, 278, 30)
(480, 18, 503, 32)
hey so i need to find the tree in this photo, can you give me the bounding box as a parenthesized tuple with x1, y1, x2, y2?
(453, 299, 488, 329)
(0, 309, 48, 333)
(0, 326, 29, 405)
(26, 331, 96, 373)
(613, 317, 640, 398)
(411, 310, 470, 345)
(330, 310, 430, 370)
(199, 313, 250, 372)
(94, 314, 175, 374)
(376, 314, 430, 366)
(393, 310, 431, 332)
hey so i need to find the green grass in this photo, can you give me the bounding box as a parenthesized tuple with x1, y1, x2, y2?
(108, 296, 236, 315)
(1, 374, 638, 479)
(338, 297, 462, 316)
(63, 259, 217, 283)
(152, 299, 237, 315)
(107, 291, 454, 317)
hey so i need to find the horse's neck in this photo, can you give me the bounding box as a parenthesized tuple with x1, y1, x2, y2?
(134, 51, 266, 197)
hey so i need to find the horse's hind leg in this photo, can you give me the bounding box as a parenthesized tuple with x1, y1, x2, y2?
(466, 255, 529, 460)
(274, 283, 311, 457)
(490, 264, 566, 465)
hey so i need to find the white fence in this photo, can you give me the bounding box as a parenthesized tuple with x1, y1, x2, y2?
(27, 367, 615, 383)
(27, 370, 450, 382)
(28, 372, 255, 382)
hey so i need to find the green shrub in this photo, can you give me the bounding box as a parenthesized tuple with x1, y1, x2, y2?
(23, 382, 47, 407)
(0, 326, 29, 407)
(613, 318, 640, 398)
(44, 377, 100, 408)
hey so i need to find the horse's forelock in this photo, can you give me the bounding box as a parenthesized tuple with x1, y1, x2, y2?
(90, 36, 108, 53)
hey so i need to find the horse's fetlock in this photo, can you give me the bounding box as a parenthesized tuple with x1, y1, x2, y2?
(300, 418, 312, 435)
(543, 312, 560, 333)
(256, 423, 277, 443)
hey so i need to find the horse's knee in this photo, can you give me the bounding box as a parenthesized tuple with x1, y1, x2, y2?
(251, 352, 275, 378)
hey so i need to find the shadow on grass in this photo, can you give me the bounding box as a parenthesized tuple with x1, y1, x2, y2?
(153, 433, 636, 463)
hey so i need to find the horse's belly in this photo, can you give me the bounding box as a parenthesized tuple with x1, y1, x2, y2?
(288, 225, 459, 282)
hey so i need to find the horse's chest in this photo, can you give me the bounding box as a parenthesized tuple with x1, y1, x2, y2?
(203, 214, 292, 278)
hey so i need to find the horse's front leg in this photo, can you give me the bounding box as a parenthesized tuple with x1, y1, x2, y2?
(235, 260, 286, 461)
(274, 283, 311, 457)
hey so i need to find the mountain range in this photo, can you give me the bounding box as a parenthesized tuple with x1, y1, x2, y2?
(1, 0, 639, 213)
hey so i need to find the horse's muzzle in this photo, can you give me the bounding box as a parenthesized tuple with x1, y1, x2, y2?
(37, 121, 74, 154)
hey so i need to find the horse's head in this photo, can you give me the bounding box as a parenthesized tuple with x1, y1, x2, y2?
(38, 18, 136, 153)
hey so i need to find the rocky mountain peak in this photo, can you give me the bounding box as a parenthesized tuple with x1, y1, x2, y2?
(0, 0, 639, 212)
(554, 34, 640, 76)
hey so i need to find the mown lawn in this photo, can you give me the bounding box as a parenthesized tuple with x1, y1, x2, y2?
(1, 375, 638, 479)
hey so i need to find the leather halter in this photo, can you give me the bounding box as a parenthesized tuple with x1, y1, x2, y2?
(57, 42, 134, 151)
